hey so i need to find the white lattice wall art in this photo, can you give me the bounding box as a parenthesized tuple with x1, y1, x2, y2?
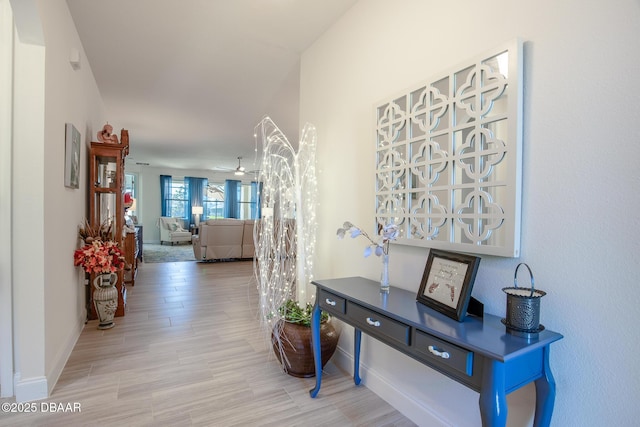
(375, 39, 523, 257)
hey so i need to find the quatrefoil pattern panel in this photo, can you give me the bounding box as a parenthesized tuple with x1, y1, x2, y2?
(375, 40, 523, 257)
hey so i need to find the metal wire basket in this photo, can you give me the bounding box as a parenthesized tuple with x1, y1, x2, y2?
(502, 263, 546, 335)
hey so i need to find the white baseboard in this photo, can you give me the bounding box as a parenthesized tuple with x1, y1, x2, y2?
(14, 373, 47, 403)
(46, 315, 84, 395)
(13, 316, 82, 402)
(332, 345, 450, 427)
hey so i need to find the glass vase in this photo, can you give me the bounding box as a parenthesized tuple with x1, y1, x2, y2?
(380, 253, 390, 293)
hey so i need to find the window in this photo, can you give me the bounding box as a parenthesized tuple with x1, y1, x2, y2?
(124, 173, 137, 198)
(203, 182, 259, 220)
(167, 179, 188, 218)
(238, 184, 258, 220)
(124, 173, 138, 221)
(204, 183, 224, 219)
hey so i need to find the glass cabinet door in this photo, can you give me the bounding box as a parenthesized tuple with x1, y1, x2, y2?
(94, 192, 116, 240)
(94, 155, 118, 189)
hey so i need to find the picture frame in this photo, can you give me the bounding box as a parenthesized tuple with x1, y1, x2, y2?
(65, 123, 81, 189)
(417, 249, 481, 322)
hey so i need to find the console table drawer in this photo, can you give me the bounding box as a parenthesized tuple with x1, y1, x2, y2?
(319, 289, 346, 314)
(414, 330, 474, 377)
(347, 302, 410, 346)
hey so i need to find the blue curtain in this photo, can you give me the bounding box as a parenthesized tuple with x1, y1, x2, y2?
(160, 175, 172, 216)
(250, 181, 262, 219)
(186, 176, 208, 222)
(224, 179, 241, 218)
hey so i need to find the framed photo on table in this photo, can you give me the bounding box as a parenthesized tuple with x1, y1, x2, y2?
(417, 249, 481, 322)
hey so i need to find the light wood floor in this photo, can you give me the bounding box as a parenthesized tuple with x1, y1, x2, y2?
(1, 260, 416, 426)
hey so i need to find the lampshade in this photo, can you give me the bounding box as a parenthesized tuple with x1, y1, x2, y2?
(192, 206, 204, 215)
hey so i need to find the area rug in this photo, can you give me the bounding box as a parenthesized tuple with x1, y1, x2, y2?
(143, 243, 196, 263)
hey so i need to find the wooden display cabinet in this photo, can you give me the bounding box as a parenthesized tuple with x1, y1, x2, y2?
(88, 131, 129, 319)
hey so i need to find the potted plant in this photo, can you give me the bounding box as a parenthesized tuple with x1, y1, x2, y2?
(271, 299, 339, 378)
(73, 220, 125, 329)
(254, 117, 340, 377)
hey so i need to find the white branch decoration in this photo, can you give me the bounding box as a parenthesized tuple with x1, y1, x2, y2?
(253, 117, 318, 369)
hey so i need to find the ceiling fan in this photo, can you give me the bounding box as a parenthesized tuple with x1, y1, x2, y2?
(210, 156, 261, 176)
(234, 156, 246, 176)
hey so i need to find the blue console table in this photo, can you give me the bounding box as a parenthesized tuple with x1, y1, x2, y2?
(309, 277, 563, 427)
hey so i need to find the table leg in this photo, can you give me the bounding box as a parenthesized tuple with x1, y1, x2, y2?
(533, 346, 556, 427)
(479, 359, 507, 427)
(354, 328, 362, 385)
(309, 302, 322, 398)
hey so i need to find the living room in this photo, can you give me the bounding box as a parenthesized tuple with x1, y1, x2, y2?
(2, 1, 639, 426)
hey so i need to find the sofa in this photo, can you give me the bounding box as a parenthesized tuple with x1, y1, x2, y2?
(241, 220, 255, 258)
(158, 217, 192, 245)
(192, 219, 255, 261)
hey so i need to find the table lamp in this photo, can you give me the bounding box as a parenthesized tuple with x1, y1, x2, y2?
(192, 206, 204, 228)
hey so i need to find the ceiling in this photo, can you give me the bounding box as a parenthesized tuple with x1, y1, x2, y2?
(66, 0, 358, 174)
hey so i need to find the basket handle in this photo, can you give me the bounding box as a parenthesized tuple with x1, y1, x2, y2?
(514, 263, 535, 297)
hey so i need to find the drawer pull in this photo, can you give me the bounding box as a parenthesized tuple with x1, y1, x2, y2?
(366, 317, 381, 327)
(325, 298, 337, 306)
(428, 345, 450, 359)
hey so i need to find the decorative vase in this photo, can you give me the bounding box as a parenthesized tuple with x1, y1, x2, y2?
(93, 272, 118, 330)
(272, 319, 339, 378)
(380, 253, 390, 293)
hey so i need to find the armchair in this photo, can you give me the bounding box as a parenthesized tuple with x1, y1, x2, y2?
(158, 217, 192, 245)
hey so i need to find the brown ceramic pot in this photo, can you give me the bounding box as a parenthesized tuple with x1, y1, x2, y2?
(272, 318, 339, 378)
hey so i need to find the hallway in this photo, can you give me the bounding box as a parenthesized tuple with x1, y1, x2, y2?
(0, 260, 414, 426)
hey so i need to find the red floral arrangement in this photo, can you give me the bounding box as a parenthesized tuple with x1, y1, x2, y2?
(73, 240, 125, 274)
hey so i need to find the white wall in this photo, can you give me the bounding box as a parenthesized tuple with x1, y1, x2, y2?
(8, 0, 105, 401)
(300, 0, 640, 426)
(11, 2, 46, 402)
(40, 0, 106, 393)
(0, 0, 15, 398)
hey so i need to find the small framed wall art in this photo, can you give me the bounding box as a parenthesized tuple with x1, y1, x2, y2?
(417, 249, 481, 322)
(64, 123, 81, 189)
